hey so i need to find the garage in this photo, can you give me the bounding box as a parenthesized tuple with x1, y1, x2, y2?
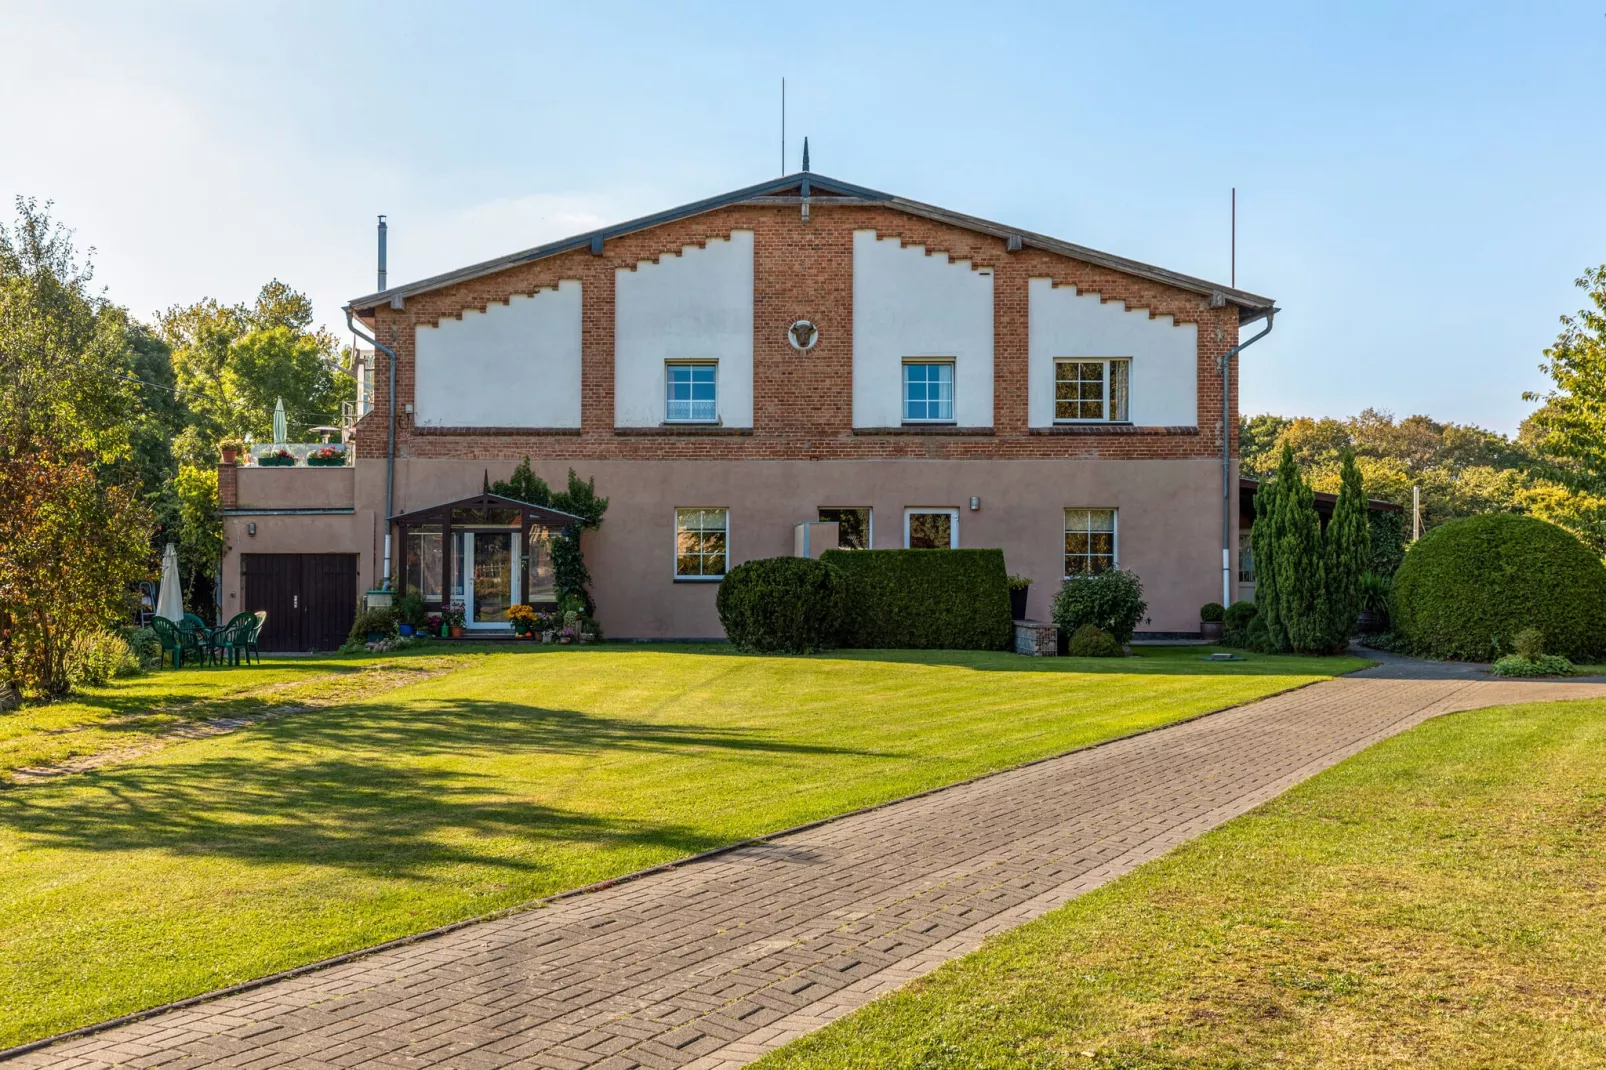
(241, 553, 358, 652)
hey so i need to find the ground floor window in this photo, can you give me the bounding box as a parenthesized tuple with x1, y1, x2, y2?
(405, 531, 443, 600)
(905, 508, 958, 549)
(1238, 532, 1255, 583)
(819, 507, 871, 549)
(675, 508, 728, 579)
(1064, 508, 1117, 575)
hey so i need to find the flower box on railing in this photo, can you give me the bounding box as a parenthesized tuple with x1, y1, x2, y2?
(257, 449, 297, 467)
(306, 446, 348, 467)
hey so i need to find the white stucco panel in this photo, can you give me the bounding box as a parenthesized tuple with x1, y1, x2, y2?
(614, 230, 754, 428)
(852, 230, 994, 428)
(413, 280, 583, 428)
(1027, 278, 1199, 428)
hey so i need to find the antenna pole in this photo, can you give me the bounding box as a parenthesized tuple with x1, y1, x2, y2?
(1231, 187, 1236, 289)
(781, 78, 786, 175)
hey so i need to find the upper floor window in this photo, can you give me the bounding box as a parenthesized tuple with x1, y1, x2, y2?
(1055, 359, 1130, 422)
(666, 361, 717, 423)
(903, 361, 954, 422)
(1064, 508, 1117, 575)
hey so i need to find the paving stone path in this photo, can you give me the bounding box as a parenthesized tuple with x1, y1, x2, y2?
(15, 654, 1606, 1070)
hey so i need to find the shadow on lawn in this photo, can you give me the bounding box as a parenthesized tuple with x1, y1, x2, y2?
(0, 755, 724, 879)
(564, 643, 1364, 677)
(0, 701, 883, 877)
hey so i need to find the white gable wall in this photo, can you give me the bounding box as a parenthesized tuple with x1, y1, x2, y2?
(1027, 278, 1199, 428)
(413, 280, 583, 428)
(852, 230, 994, 428)
(615, 230, 755, 428)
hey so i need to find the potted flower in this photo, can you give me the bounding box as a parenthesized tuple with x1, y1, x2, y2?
(508, 603, 538, 637)
(307, 445, 347, 467)
(1007, 575, 1032, 621)
(444, 601, 466, 638)
(425, 613, 443, 637)
(258, 447, 297, 467)
(1200, 602, 1225, 641)
(219, 439, 245, 465)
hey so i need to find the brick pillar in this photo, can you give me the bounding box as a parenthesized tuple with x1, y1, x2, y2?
(218, 461, 238, 509)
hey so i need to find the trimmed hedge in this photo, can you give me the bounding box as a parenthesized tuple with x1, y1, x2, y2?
(821, 548, 1012, 651)
(1067, 623, 1123, 657)
(1392, 514, 1606, 662)
(716, 557, 849, 654)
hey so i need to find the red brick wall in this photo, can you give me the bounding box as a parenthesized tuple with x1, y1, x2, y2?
(355, 203, 1241, 464)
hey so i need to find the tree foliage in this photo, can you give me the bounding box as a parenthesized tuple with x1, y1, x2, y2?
(491, 460, 610, 613)
(1523, 265, 1606, 499)
(0, 456, 151, 697)
(1324, 452, 1371, 644)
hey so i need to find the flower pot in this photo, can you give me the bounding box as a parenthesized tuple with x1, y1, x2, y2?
(1356, 609, 1384, 635)
(439, 623, 449, 638)
(1009, 587, 1030, 621)
(1200, 620, 1223, 641)
(220, 447, 238, 465)
(450, 626, 463, 639)
(398, 624, 414, 637)
(365, 630, 383, 643)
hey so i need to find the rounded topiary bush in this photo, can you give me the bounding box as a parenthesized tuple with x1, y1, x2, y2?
(716, 556, 848, 654)
(1392, 514, 1606, 662)
(1066, 623, 1123, 658)
(1051, 569, 1148, 645)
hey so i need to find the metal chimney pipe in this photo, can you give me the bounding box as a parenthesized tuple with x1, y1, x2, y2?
(377, 215, 388, 291)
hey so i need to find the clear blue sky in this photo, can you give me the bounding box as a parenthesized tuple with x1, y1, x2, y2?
(3, 1, 1602, 434)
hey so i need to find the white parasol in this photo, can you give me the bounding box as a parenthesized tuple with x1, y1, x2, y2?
(272, 397, 288, 445)
(155, 542, 184, 622)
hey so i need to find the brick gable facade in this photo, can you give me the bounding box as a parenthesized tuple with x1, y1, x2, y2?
(354, 203, 1241, 463)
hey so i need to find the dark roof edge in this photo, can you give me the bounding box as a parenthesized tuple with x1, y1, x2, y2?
(347, 172, 1275, 323)
(1239, 477, 1405, 513)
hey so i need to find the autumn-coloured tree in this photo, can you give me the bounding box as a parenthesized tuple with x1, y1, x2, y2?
(0, 456, 151, 697)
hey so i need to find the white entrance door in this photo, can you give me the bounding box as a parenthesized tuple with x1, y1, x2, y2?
(463, 531, 520, 629)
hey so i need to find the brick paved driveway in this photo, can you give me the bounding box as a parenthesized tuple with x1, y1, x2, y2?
(14, 654, 1606, 1070)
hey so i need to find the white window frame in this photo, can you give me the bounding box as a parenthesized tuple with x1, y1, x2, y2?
(901, 359, 956, 424)
(904, 507, 959, 549)
(665, 360, 719, 424)
(1053, 358, 1131, 423)
(1063, 508, 1119, 577)
(674, 507, 729, 581)
(818, 506, 873, 550)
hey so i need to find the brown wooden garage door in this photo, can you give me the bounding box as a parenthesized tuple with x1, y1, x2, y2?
(241, 554, 358, 652)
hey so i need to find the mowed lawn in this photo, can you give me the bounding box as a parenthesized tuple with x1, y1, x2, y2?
(757, 696, 1606, 1070)
(0, 643, 1363, 1048)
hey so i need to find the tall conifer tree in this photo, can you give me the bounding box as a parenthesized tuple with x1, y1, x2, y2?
(1273, 446, 1330, 653)
(1323, 450, 1371, 647)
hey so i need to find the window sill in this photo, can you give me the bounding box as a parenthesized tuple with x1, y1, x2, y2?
(854, 426, 996, 437)
(614, 425, 754, 437)
(413, 426, 583, 437)
(1031, 425, 1198, 436)
(673, 575, 725, 583)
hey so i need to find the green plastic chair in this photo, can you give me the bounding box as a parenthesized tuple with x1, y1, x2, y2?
(213, 613, 258, 667)
(246, 610, 267, 665)
(151, 616, 202, 669)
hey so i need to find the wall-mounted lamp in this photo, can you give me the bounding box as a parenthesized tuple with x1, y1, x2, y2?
(969, 496, 981, 511)
(247, 522, 257, 537)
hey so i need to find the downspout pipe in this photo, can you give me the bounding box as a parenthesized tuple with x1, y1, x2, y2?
(1221, 310, 1275, 607)
(345, 306, 398, 590)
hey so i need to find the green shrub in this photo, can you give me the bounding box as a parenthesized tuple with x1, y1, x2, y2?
(66, 631, 137, 688)
(124, 626, 162, 671)
(1359, 571, 1392, 627)
(347, 606, 399, 647)
(1512, 626, 1546, 661)
(1066, 623, 1123, 657)
(1490, 653, 1575, 678)
(1051, 569, 1148, 645)
(1222, 601, 1258, 647)
(822, 548, 1012, 650)
(1392, 514, 1606, 662)
(1200, 602, 1225, 623)
(394, 592, 427, 630)
(716, 557, 848, 654)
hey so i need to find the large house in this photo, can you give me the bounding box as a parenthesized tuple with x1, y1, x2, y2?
(217, 168, 1276, 648)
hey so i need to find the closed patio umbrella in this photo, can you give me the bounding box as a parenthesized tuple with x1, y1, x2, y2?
(272, 397, 288, 445)
(155, 543, 184, 622)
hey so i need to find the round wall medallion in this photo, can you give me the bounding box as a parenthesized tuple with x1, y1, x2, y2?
(787, 320, 819, 351)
